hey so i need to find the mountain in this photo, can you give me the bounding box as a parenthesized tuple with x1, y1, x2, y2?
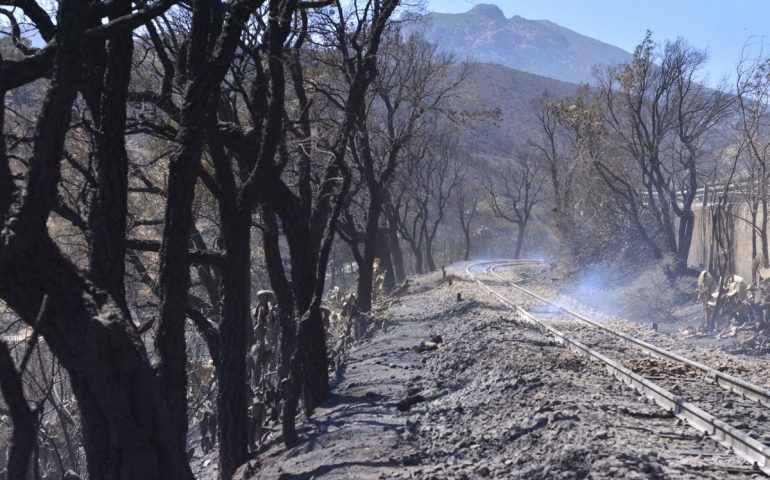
(409, 4, 632, 84)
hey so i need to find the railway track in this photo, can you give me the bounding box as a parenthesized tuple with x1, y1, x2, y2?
(488, 261, 770, 406)
(466, 259, 770, 476)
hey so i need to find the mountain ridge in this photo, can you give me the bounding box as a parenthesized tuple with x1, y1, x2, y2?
(409, 3, 632, 84)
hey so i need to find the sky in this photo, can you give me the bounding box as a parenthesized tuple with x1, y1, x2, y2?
(424, 0, 770, 83)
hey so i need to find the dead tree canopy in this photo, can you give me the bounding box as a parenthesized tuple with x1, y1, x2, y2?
(595, 32, 733, 275)
(338, 32, 470, 312)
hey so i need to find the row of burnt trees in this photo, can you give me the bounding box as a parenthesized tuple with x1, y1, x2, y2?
(0, 0, 414, 478)
(335, 33, 471, 309)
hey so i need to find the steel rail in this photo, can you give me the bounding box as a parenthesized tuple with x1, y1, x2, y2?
(465, 260, 770, 476)
(487, 261, 770, 408)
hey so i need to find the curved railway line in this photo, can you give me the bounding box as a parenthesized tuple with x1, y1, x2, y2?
(466, 259, 770, 476)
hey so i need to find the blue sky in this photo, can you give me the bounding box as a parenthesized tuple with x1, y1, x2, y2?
(425, 0, 770, 83)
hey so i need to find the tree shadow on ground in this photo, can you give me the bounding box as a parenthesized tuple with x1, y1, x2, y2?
(277, 460, 399, 479)
(254, 391, 392, 456)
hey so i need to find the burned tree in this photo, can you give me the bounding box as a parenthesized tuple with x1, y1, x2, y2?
(456, 185, 479, 262)
(531, 90, 604, 241)
(392, 132, 465, 272)
(272, 0, 401, 445)
(0, 0, 197, 477)
(339, 32, 468, 311)
(595, 33, 732, 274)
(484, 155, 545, 259)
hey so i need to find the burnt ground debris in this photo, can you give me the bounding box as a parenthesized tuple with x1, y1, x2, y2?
(245, 265, 767, 479)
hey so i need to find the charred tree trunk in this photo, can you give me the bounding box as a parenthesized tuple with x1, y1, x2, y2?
(288, 248, 327, 413)
(408, 235, 425, 275)
(156, 0, 256, 457)
(216, 209, 251, 479)
(514, 224, 525, 259)
(281, 160, 349, 444)
(263, 0, 398, 447)
(356, 193, 384, 312)
(752, 207, 759, 281)
(206, 94, 255, 479)
(155, 94, 209, 458)
(87, 0, 133, 313)
(0, 342, 37, 478)
(261, 205, 295, 376)
(425, 231, 437, 272)
(376, 228, 396, 292)
(676, 209, 695, 274)
(762, 195, 769, 267)
(0, 93, 11, 224)
(278, 160, 350, 443)
(0, 0, 194, 475)
(1, 242, 194, 479)
(300, 308, 329, 415)
(458, 193, 476, 262)
(462, 226, 472, 261)
(385, 214, 406, 282)
(281, 307, 314, 447)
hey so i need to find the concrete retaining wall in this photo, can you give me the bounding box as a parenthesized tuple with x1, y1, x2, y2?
(688, 203, 762, 280)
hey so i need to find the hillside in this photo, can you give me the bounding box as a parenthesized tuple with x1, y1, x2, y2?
(410, 4, 631, 84)
(455, 62, 579, 155)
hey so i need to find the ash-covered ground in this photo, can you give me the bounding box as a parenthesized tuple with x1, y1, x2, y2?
(243, 264, 767, 479)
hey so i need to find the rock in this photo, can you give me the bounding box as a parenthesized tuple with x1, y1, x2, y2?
(401, 452, 421, 466)
(414, 340, 440, 353)
(396, 394, 426, 411)
(476, 466, 491, 477)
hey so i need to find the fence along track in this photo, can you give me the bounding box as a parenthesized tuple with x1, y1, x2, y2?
(466, 260, 770, 476)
